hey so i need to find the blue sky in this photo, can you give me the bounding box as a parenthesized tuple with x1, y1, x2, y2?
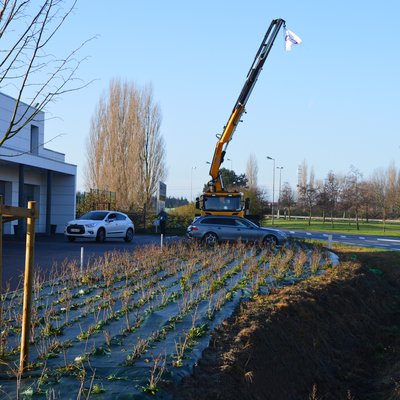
(38, 1, 400, 200)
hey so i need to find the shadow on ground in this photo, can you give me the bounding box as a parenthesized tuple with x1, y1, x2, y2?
(169, 249, 400, 400)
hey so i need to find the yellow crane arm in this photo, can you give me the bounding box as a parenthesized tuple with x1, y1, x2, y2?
(207, 18, 286, 193)
(209, 105, 245, 192)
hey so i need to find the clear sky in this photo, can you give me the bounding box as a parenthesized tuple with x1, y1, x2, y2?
(37, 1, 400, 201)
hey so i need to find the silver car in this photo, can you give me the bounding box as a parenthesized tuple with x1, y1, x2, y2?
(64, 210, 135, 243)
(186, 215, 287, 247)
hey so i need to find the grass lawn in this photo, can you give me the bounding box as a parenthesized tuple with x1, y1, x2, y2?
(262, 218, 400, 236)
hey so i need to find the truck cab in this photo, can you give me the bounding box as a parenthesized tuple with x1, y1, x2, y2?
(196, 192, 249, 217)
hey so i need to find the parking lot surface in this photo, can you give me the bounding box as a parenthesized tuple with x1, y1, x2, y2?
(1, 233, 179, 290)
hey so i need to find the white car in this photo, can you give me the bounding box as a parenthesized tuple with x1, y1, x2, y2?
(64, 210, 135, 243)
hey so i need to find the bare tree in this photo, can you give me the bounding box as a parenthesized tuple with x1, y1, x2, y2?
(296, 159, 308, 209)
(135, 84, 166, 225)
(341, 166, 364, 229)
(85, 80, 141, 209)
(370, 167, 390, 231)
(280, 182, 296, 219)
(386, 161, 399, 218)
(297, 159, 308, 192)
(298, 183, 319, 225)
(246, 153, 258, 189)
(320, 171, 341, 227)
(0, 0, 92, 146)
(297, 161, 319, 225)
(85, 79, 166, 222)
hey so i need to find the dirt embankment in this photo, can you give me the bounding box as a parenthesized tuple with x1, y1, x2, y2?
(169, 250, 400, 400)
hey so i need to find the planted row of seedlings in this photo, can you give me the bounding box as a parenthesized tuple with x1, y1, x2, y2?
(0, 240, 335, 399)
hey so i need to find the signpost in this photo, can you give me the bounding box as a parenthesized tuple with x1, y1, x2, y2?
(0, 196, 38, 372)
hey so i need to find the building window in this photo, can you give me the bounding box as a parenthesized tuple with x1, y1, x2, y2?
(30, 125, 39, 154)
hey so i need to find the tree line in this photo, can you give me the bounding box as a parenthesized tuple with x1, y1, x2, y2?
(204, 159, 400, 230)
(281, 161, 400, 228)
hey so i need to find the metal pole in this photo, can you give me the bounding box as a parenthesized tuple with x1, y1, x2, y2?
(272, 159, 275, 225)
(267, 156, 275, 225)
(191, 166, 196, 202)
(328, 234, 332, 249)
(160, 233, 164, 249)
(20, 201, 36, 373)
(277, 166, 283, 218)
(80, 247, 84, 274)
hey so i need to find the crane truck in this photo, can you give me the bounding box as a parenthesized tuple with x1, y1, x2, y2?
(196, 18, 287, 218)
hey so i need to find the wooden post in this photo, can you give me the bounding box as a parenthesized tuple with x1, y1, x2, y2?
(0, 195, 3, 295)
(19, 201, 36, 373)
(0, 195, 3, 329)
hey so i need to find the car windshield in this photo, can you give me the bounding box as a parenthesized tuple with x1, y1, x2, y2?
(79, 211, 108, 221)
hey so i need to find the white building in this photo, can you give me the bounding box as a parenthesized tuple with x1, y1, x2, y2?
(0, 92, 76, 235)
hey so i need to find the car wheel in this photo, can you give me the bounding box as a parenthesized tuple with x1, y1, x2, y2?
(96, 228, 106, 243)
(203, 232, 218, 247)
(67, 236, 76, 242)
(263, 235, 278, 247)
(124, 228, 134, 243)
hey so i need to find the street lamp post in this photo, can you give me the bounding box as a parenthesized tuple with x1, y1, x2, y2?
(266, 156, 275, 225)
(227, 158, 233, 171)
(191, 166, 197, 202)
(276, 166, 283, 218)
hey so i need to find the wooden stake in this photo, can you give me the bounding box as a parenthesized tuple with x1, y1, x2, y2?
(19, 201, 36, 373)
(0, 195, 3, 327)
(0, 195, 3, 295)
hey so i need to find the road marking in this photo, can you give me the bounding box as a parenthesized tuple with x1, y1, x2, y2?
(359, 237, 365, 240)
(377, 238, 400, 243)
(340, 235, 347, 238)
(306, 232, 312, 236)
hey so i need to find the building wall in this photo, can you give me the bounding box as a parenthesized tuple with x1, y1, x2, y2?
(51, 173, 76, 232)
(0, 93, 44, 152)
(0, 92, 77, 234)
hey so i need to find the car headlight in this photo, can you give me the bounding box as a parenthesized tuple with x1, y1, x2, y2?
(85, 223, 99, 228)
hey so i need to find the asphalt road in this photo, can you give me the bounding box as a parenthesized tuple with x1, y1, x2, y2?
(284, 229, 400, 251)
(2, 229, 399, 291)
(1, 233, 180, 291)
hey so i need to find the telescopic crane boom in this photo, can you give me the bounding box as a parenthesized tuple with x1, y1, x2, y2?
(208, 18, 286, 192)
(198, 18, 286, 217)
